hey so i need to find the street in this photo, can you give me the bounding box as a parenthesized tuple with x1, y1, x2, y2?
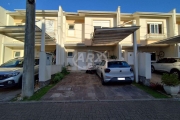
(0, 100, 180, 120)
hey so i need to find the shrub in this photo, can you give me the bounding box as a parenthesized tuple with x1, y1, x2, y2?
(52, 72, 65, 84)
(161, 73, 180, 86)
(61, 67, 69, 75)
(150, 82, 164, 91)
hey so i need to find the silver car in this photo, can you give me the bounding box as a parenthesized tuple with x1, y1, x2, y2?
(151, 57, 180, 77)
(0, 58, 39, 88)
(96, 59, 134, 85)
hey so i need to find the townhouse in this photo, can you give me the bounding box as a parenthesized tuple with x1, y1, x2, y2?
(0, 6, 180, 71)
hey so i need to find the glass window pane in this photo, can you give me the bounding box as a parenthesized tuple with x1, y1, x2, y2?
(155, 24, 158, 33)
(147, 24, 150, 34)
(151, 24, 154, 33)
(69, 25, 74, 30)
(108, 61, 130, 68)
(158, 24, 162, 34)
(68, 52, 73, 57)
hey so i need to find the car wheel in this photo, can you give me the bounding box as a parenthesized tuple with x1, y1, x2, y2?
(101, 74, 106, 85)
(151, 66, 155, 73)
(170, 69, 180, 78)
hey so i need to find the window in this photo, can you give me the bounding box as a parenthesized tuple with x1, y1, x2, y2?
(69, 25, 74, 30)
(108, 61, 130, 68)
(67, 52, 73, 57)
(68, 25, 75, 36)
(34, 59, 39, 65)
(151, 52, 156, 61)
(147, 22, 162, 34)
(93, 21, 110, 28)
(13, 51, 21, 58)
(100, 60, 106, 66)
(94, 26, 101, 30)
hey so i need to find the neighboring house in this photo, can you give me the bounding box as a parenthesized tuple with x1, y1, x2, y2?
(0, 6, 180, 71)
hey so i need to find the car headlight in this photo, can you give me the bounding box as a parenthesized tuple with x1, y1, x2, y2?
(4, 72, 20, 78)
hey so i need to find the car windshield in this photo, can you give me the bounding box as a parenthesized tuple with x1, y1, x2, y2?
(108, 61, 130, 68)
(0, 59, 23, 67)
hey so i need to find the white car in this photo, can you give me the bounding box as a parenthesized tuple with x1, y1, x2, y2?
(0, 58, 39, 88)
(151, 57, 180, 77)
(96, 59, 134, 85)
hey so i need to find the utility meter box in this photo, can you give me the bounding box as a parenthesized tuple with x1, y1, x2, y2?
(46, 53, 52, 65)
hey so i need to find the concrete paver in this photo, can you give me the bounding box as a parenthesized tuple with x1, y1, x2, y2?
(41, 71, 153, 101)
(0, 87, 21, 101)
(0, 100, 180, 120)
(151, 73, 162, 84)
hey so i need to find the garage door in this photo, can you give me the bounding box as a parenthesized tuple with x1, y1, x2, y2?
(93, 20, 110, 27)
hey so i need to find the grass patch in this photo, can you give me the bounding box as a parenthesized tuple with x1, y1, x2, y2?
(22, 67, 70, 101)
(23, 84, 56, 101)
(133, 83, 171, 98)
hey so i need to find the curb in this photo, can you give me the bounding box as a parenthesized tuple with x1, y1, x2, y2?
(0, 98, 180, 104)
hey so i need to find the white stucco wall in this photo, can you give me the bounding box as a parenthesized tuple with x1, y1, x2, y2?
(175, 24, 180, 35)
(162, 45, 177, 57)
(4, 47, 12, 62)
(84, 16, 116, 39)
(66, 23, 83, 43)
(0, 7, 15, 64)
(113, 44, 119, 59)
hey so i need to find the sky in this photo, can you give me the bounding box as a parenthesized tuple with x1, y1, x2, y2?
(0, 0, 180, 13)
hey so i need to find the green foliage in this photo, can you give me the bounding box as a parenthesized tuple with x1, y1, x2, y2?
(20, 69, 70, 101)
(61, 67, 70, 75)
(133, 83, 170, 98)
(52, 72, 65, 84)
(67, 62, 72, 67)
(109, 55, 117, 59)
(161, 73, 180, 86)
(23, 84, 55, 101)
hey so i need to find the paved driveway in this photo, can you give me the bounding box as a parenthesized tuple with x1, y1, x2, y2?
(151, 73, 162, 84)
(0, 87, 21, 101)
(41, 71, 153, 101)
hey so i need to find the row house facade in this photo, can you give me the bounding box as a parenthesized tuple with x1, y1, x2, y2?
(0, 6, 180, 70)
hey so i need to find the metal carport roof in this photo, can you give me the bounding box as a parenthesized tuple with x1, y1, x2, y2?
(151, 35, 180, 44)
(0, 25, 55, 44)
(91, 26, 140, 45)
(90, 25, 140, 83)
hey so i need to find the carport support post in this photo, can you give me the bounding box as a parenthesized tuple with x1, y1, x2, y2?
(22, 0, 35, 97)
(39, 19, 46, 86)
(118, 44, 122, 60)
(133, 31, 138, 83)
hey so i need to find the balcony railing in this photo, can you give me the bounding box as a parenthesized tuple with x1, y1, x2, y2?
(145, 34, 167, 40)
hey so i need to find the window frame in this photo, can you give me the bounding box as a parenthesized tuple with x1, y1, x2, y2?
(13, 51, 21, 58)
(68, 24, 75, 30)
(67, 52, 73, 57)
(147, 22, 163, 34)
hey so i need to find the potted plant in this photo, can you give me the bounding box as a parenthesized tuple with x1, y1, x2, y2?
(161, 73, 180, 95)
(66, 63, 72, 71)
